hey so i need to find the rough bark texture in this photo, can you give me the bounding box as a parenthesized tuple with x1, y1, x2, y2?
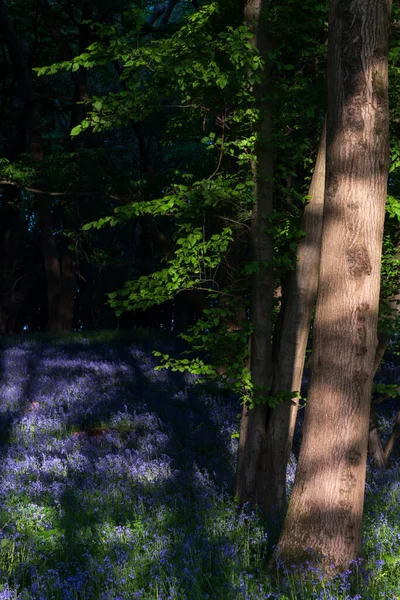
(275, 0, 391, 570)
(266, 121, 326, 521)
(235, 0, 274, 513)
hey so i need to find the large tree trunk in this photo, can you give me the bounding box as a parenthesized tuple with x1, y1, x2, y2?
(235, 0, 275, 514)
(275, 0, 391, 571)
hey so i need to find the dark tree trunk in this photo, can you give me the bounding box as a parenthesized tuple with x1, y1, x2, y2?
(39, 0, 94, 331)
(0, 189, 21, 333)
(0, 270, 40, 334)
(275, 0, 391, 570)
(235, 0, 275, 515)
(0, 0, 60, 331)
(38, 205, 63, 332)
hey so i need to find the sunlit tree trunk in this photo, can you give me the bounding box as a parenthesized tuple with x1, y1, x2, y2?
(275, 0, 391, 570)
(236, 3, 328, 529)
(266, 121, 326, 525)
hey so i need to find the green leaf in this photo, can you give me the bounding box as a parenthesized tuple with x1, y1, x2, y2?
(70, 125, 82, 137)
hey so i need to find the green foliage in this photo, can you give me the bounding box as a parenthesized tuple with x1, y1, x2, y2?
(30, 0, 329, 404)
(0, 158, 37, 187)
(108, 226, 233, 313)
(35, 0, 326, 403)
(372, 383, 400, 400)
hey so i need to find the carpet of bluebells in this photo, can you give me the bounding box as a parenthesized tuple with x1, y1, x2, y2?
(0, 332, 399, 599)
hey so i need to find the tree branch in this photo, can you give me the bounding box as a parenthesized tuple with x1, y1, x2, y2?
(0, 179, 123, 200)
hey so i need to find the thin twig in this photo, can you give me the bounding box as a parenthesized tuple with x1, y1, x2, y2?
(0, 179, 125, 201)
(216, 215, 250, 230)
(208, 112, 227, 180)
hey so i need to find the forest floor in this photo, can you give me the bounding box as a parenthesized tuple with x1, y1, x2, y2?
(0, 331, 399, 599)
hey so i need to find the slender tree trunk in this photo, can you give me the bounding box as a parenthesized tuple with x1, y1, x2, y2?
(368, 290, 400, 467)
(368, 330, 393, 468)
(384, 410, 400, 460)
(235, 0, 275, 513)
(265, 121, 326, 524)
(275, 0, 391, 570)
(369, 406, 388, 469)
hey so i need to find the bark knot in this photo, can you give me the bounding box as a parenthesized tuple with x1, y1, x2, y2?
(345, 449, 361, 466)
(345, 245, 372, 279)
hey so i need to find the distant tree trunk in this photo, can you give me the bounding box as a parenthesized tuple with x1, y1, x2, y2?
(275, 0, 391, 570)
(56, 221, 77, 332)
(0, 268, 40, 333)
(0, 0, 62, 332)
(29, 94, 63, 332)
(0, 189, 21, 333)
(40, 0, 94, 331)
(38, 204, 63, 332)
(235, 0, 275, 514)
